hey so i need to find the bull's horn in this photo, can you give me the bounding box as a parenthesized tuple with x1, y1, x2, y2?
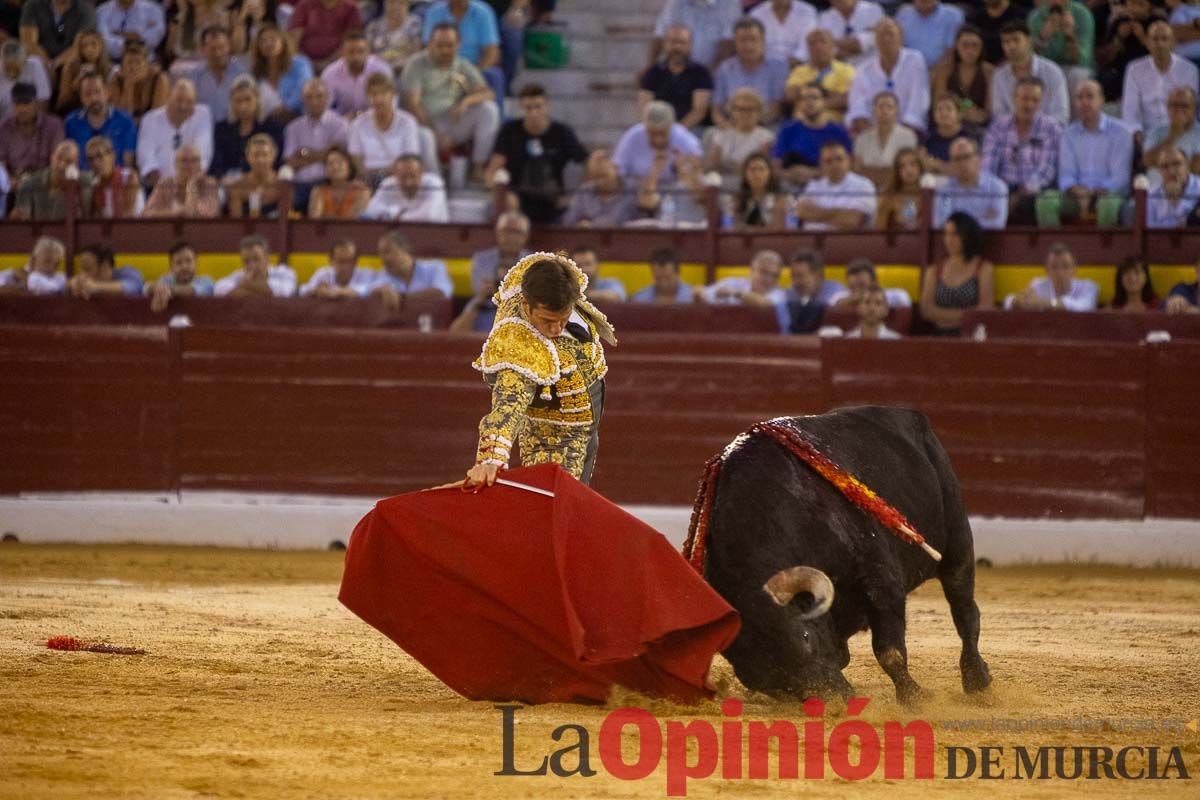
(762, 566, 834, 618)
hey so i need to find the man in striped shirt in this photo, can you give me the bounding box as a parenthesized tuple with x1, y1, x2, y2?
(981, 77, 1063, 225)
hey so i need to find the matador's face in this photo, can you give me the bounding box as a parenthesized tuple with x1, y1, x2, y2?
(521, 299, 572, 339)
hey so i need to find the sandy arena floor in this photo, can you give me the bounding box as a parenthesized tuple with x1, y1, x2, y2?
(1, 543, 1198, 799)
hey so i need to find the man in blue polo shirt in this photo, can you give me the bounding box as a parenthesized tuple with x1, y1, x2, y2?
(65, 73, 136, 169)
(773, 83, 852, 186)
(894, 0, 964, 68)
(369, 230, 454, 310)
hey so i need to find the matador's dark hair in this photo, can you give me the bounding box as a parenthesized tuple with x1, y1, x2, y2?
(521, 255, 581, 313)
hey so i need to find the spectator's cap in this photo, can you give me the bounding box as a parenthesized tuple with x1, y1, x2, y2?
(10, 81, 37, 106)
(1, 40, 24, 63)
(643, 100, 676, 131)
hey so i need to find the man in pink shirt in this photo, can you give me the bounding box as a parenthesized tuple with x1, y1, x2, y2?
(288, 0, 364, 69)
(320, 30, 392, 117)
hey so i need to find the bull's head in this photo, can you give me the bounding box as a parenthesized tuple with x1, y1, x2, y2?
(723, 565, 853, 700)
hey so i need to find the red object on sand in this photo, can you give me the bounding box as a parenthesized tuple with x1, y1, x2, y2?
(338, 464, 741, 704)
(45, 636, 146, 655)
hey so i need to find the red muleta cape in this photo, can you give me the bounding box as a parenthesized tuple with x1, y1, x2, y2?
(338, 464, 741, 704)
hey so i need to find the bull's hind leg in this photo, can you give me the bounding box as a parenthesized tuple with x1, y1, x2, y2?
(940, 559, 992, 694)
(866, 599, 923, 705)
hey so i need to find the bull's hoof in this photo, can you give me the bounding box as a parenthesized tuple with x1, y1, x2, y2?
(962, 659, 993, 694)
(896, 682, 927, 707)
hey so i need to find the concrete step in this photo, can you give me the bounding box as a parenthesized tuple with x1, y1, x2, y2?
(560, 12, 658, 38)
(569, 36, 654, 71)
(513, 68, 640, 97)
(557, 0, 665, 15)
(547, 92, 640, 124)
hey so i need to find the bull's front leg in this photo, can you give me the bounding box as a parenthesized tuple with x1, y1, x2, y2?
(866, 600, 924, 705)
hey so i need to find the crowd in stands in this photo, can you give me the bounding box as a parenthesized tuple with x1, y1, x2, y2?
(4, 1, 1200, 338)
(3, 1, 1200, 230)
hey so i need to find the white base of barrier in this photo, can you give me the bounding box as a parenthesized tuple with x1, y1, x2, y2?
(1, 492, 1198, 567)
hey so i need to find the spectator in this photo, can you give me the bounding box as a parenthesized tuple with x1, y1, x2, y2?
(107, 40, 168, 123)
(65, 73, 136, 170)
(818, 0, 886, 68)
(369, 230, 453, 310)
(966, 0, 1028, 65)
(991, 20, 1070, 125)
(1121, 20, 1199, 139)
(981, 77, 1063, 226)
(1110, 255, 1158, 312)
(853, 91, 919, 189)
(1038, 80, 1133, 228)
(612, 100, 702, 182)
(1164, 259, 1200, 314)
(469, 210, 530, 293)
(1171, 1, 1200, 71)
(85, 134, 143, 218)
(934, 137, 1008, 230)
(750, 0, 819, 64)
(573, 245, 625, 304)
(712, 17, 789, 128)
(367, 0, 423, 72)
(846, 19, 929, 135)
(307, 144, 369, 218)
(829, 258, 912, 308)
(226, 133, 283, 217)
(630, 247, 695, 303)
(420, 0, 505, 103)
(921, 94, 974, 175)
(702, 249, 786, 305)
(919, 211, 994, 335)
(0, 235, 66, 294)
(485, 83, 588, 225)
(561, 151, 640, 227)
(725, 152, 788, 228)
(649, 0, 740, 72)
(874, 146, 924, 230)
(0, 42, 51, 118)
(773, 84, 852, 186)
(639, 151, 709, 227)
(777, 247, 844, 333)
(784, 28, 854, 117)
(844, 283, 902, 339)
(1145, 88, 1200, 180)
(1146, 145, 1200, 228)
(1005, 242, 1098, 311)
(284, 79, 348, 189)
(1099, 0, 1166, 102)
(146, 242, 213, 312)
(251, 23, 314, 120)
(638, 25, 713, 130)
(320, 31, 391, 118)
(169, 0, 238, 61)
(400, 23, 499, 184)
(894, 0, 965, 69)
(930, 25, 992, 132)
(1028, 0, 1095, 92)
(67, 243, 143, 299)
(210, 75, 285, 178)
(95, 0, 165, 61)
(288, 0, 363, 69)
(793, 140, 876, 231)
(19, 0, 96, 63)
(214, 234, 297, 298)
(702, 87, 775, 187)
(361, 153, 449, 221)
(299, 238, 377, 298)
(349, 72, 425, 187)
(54, 30, 111, 116)
(190, 25, 250, 124)
(136, 80, 213, 188)
(10, 139, 93, 220)
(142, 144, 221, 217)
(0, 82, 64, 183)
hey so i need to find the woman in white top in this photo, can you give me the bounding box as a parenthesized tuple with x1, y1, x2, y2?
(853, 91, 918, 190)
(702, 87, 776, 190)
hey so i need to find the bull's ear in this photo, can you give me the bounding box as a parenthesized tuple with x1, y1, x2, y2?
(762, 566, 834, 618)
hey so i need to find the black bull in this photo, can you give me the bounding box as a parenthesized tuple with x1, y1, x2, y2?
(702, 406, 992, 703)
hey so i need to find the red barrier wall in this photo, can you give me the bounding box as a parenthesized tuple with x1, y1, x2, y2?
(2, 325, 1196, 518)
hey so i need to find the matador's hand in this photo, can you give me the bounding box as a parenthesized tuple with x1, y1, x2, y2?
(464, 462, 501, 488)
